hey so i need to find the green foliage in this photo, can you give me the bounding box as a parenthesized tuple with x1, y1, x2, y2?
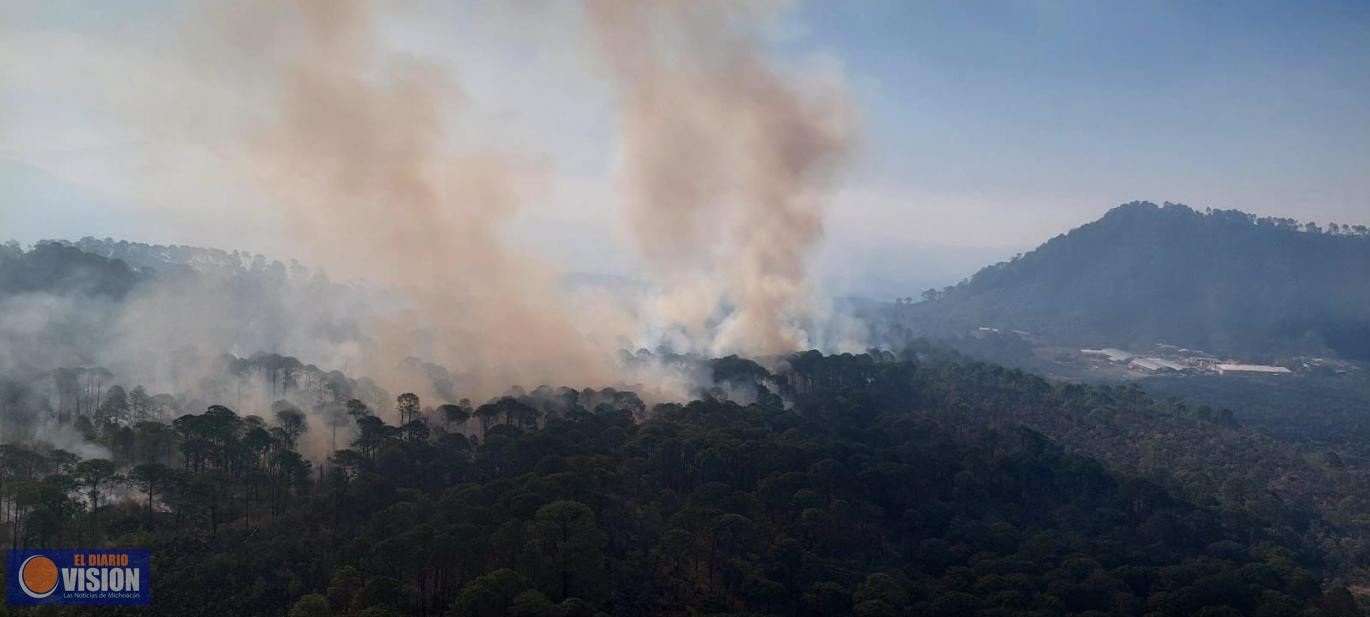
(0, 241, 142, 299)
(0, 349, 1361, 616)
(894, 201, 1370, 361)
(288, 593, 330, 617)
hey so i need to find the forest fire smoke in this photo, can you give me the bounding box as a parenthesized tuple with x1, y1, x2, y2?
(0, 0, 858, 403)
(232, 0, 854, 392)
(234, 0, 628, 395)
(587, 0, 853, 356)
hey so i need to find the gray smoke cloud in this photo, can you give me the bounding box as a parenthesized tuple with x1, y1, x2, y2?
(219, 0, 632, 396)
(587, 0, 855, 356)
(0, 1, 864, 419)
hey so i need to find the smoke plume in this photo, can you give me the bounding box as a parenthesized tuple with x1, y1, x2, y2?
(587, 0, 853, 356)
(0, 1, 860, 405)
(226, 0, 630, 396)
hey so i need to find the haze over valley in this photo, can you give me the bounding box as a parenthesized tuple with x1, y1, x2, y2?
(2, 2, 1370, 616)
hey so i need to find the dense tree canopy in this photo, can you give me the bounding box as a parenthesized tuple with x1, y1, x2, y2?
(889, 202, 1370, 361)
(0, 348, 1363, 616)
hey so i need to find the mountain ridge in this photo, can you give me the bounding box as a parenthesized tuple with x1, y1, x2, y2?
(895, 201, 1370, 361)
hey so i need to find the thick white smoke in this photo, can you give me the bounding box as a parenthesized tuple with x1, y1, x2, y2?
(588, 0, 855, 357)
(0, 1, 864, 405)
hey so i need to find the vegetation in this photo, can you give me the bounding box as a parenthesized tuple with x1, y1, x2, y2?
(1141, 372, 1370, 458)
(0, 241, 144, 300)
(891, 202, 1370, 361)
(3, 230, 1370, 615)
(0, 349, 1363, 616)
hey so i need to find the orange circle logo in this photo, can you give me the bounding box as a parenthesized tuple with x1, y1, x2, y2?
(18, 555, 59, 598)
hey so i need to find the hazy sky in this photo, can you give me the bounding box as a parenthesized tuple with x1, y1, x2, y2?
(2, 1, 1367, 297)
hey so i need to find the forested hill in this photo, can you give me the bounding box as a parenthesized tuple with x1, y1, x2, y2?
(896, 202, 1370, 361)
(0, 240, 145, 299)
(1, 348, 1365, 617)
(0, 238, 368, 383)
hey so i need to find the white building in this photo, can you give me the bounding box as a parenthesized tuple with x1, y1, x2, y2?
(1131, 357, 1185, 372)
(1216, 363, 1292, 375)
(1081, 348, 1135, 363)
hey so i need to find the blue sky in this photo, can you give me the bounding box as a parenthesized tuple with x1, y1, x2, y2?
(802, 1, 1369, 233)
(2, 1, 1368, 295)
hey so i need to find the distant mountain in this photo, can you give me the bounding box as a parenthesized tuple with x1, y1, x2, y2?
(892, 201, 1370, 361)
(0, 238, 371, 382)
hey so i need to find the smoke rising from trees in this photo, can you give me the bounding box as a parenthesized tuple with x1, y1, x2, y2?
(0, 1, 863, 409)
(587, 0, 854, 356)
(226, 0, 629, 395)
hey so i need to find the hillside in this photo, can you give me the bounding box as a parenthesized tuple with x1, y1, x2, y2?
(0, 238, 371, 387)
(1, 348, 1362, 616)
(5, 238, 1370, 613)
(893, 202, 1370, 362)
(0, 240, 145, 299)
